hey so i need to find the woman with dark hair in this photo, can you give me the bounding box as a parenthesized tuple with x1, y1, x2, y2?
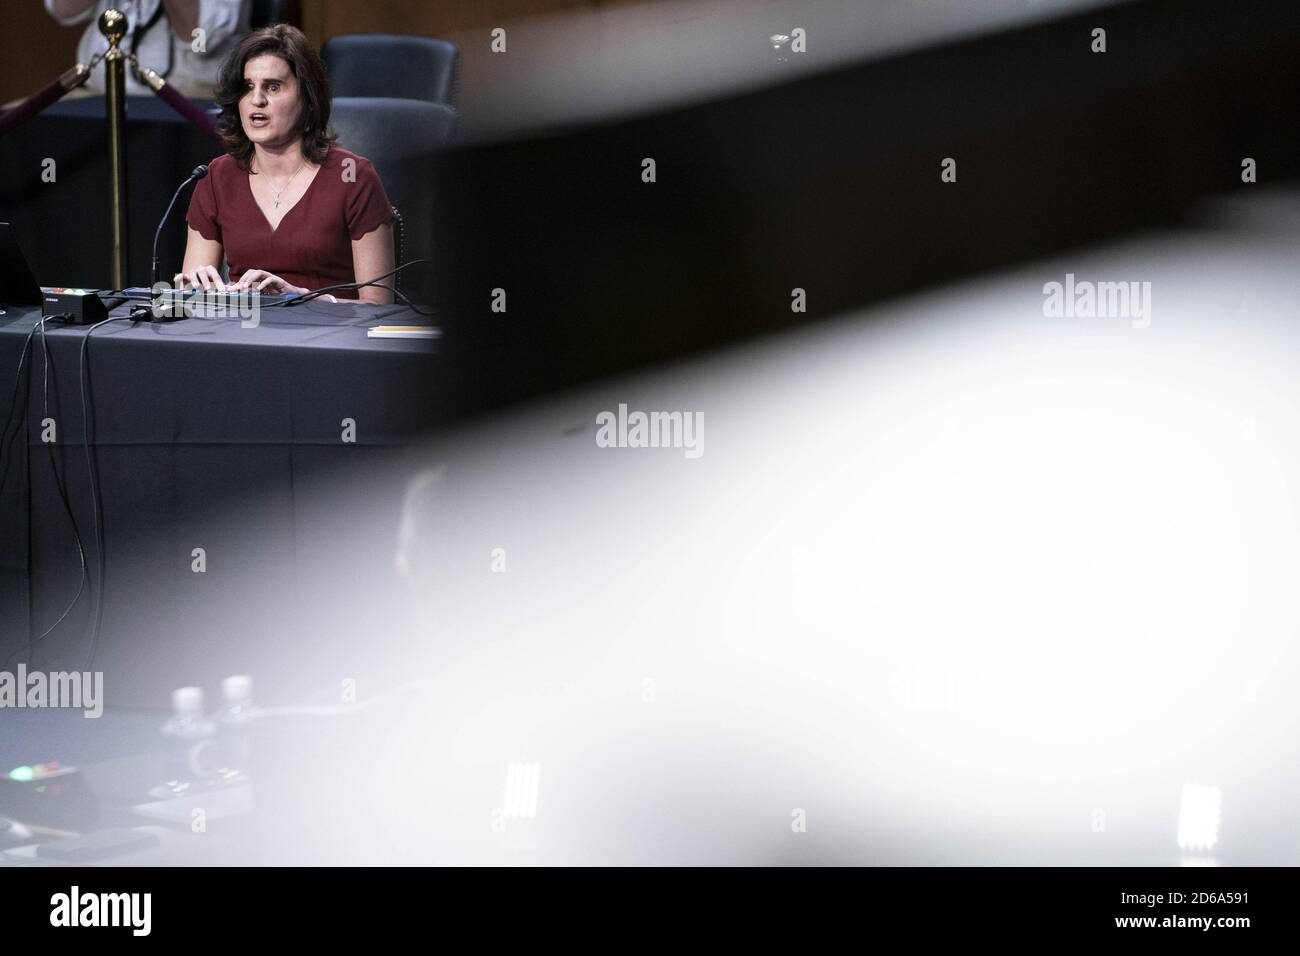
(177, 24, 395, 303)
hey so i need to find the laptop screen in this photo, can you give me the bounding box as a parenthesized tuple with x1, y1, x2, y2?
(0, 222, 42, 306)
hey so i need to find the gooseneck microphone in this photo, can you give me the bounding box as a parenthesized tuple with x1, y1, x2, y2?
(151, 164, 209, 288)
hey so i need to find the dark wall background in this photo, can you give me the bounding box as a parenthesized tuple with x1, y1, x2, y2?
(0, 0, 643, 104)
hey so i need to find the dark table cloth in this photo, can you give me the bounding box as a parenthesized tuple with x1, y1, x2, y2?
(0, 298, 442, 706)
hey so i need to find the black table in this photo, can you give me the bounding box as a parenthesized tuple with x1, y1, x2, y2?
(0, 299, 443, 707)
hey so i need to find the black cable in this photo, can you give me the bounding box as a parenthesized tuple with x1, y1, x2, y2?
(0, 325, 37, 666)
(388, 285, 437, 318)
(263, 259, 433, 310)
(0, 318, 89, 669)
(37, 317, 88, 648)
(160, 261, 435, 317)
(0, 325, 38, 495)
(146, 282, 431, 323)
(308, 277, 434, 316)
(298, 283, 431, 319)
(79, 316, 129, 672)
(299, 278, 436, 318)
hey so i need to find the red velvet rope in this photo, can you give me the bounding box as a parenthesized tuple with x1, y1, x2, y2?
(0, 59, 222, 149)
(151, 79, 223, 147)
(0, 76, 78, 138)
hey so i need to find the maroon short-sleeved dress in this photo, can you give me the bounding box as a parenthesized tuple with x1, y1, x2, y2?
(185, 146, 393, 299)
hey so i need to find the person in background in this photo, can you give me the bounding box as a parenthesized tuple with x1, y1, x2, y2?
(44, 0, 249, 98)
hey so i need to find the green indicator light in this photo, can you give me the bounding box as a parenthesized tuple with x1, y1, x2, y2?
(8, 766, 34, 782)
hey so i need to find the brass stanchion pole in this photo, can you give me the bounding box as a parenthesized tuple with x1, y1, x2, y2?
(100, 9, 129, 290)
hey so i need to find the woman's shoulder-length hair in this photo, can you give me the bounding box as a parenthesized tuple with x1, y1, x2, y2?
(213, 24, 337, 172)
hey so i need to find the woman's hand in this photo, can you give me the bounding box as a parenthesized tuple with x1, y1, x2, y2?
(174, 264, 228, 292)
(231, 270, 306, 296)
(178, 268, 339, 302)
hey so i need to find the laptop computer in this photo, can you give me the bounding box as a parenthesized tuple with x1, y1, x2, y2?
(0, 222, 42, 307)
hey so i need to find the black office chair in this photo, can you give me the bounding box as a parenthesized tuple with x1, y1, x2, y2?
(388, 204, 405, 297)
(329, 98, 459, 304)
(322, 35, 460, 107)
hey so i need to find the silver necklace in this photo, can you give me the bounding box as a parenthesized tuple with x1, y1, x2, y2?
(260, 160, 308, 209)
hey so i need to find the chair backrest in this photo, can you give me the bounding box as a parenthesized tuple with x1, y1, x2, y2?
(249, 0, 295, 29)
(322, 34, 460, 107)
(329, 98, 458, 304)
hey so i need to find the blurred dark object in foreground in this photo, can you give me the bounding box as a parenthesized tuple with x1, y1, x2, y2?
(433, 0, 1300, 418)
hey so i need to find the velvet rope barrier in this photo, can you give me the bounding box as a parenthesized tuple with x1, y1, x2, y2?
(133, 60, 223, 147)
(0, 62, 93, 138)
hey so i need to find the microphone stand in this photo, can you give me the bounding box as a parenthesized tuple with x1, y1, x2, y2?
(149, 164, 209, 320)
(152, 165, 208, 288)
